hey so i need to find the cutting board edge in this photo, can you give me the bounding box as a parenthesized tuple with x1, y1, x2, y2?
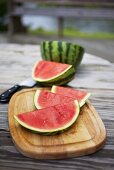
(10, 134, 106, 160)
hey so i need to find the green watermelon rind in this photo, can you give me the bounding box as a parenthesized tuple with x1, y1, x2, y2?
(51, 85, 91, 107)
(32, 61, 75, 86)
(41, 41, 84, 69)
(38, 72, 75, 87)
(14, 100, 80, 135)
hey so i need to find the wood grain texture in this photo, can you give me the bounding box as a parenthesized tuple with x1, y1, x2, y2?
(0, 44, 114, 169)
(8, 88, 106, 159)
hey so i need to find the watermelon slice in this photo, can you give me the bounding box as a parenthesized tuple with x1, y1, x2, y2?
(51, 85, 91, 107)
(14, 100, 80, 135)
(32, 60, 75, 86)
(34, 89, 74, 109)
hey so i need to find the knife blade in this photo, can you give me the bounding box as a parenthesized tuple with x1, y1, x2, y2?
(0, 78, 37, 103)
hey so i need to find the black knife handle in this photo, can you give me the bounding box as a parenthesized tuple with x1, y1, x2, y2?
(0, 85, 21, 103)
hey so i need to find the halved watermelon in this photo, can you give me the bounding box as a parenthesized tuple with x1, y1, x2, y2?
(41, 41, 84, 69)
(14, 100, 80, 135)
(34, 89, 74, 109)
(32, 60, 75, 86)
(51, 85, 91, 107)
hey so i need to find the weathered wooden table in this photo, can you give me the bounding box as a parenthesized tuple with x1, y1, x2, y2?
(0, 44, 114, 170)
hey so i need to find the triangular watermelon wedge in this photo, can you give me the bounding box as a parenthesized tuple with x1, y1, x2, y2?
(32, 60, 75, 85)
(34, 89, 75, 109)
(51, 85, 91, 107)
(14, 100, 80, 135)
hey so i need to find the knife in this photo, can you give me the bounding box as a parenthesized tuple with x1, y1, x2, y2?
(0, 78, 37, 103)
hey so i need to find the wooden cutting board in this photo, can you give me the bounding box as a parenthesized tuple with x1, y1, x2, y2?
(8, 88, 106, 159)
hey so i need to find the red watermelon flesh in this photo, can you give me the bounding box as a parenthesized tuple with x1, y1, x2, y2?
(34, 89, 74, 109)
(51, 86, 91, 107)
(14, 101, 80, 133)
(32, 60, 71, 80)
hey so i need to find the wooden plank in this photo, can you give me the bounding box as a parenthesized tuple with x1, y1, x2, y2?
(12, 7, 114, 19)
(14, 0, 114, 7)
(0, 88, 114, 169)
(0, 44, 114, 169)
(0, 44, 113, 90)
